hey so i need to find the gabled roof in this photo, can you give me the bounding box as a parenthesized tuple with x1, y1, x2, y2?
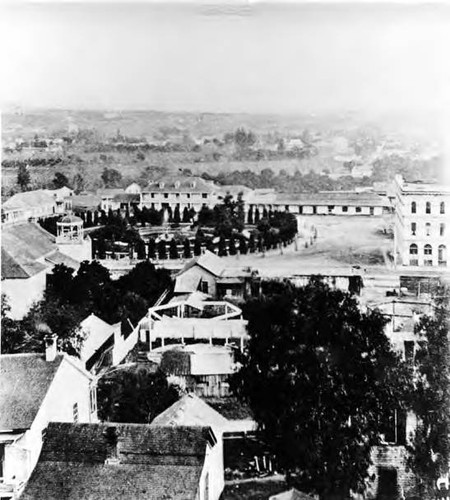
(0, 354, 64, 430)
(2, 190, 55, 210)
(39, 422, 216, 462)
(152, 393, 229, 431)
(1, 223, 57, 278)
(21, 463, 203, 500)
(176, 250, 225, 278)
(145, 176, 217, 193)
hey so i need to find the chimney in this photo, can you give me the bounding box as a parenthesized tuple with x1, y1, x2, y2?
(44, 334, 58, 362)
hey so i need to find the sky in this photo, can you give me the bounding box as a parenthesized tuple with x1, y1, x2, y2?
(0, 1, 449, 116)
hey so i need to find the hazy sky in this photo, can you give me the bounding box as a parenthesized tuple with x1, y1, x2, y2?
(1, 1, 449, 115)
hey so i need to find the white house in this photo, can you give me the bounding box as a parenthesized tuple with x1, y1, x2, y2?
(1, 222, 82, 319)
(0, 337, 97, 500)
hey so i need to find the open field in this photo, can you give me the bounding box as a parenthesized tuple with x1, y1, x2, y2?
(221, 215, 394, 277)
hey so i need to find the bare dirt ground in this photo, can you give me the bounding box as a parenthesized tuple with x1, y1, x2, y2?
(222, 215, 394, 278)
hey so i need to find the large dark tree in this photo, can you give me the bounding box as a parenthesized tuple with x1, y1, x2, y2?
(116, 261, 171, 307)
(408, 286, 450, 498)
(17, 164, 31, 191)
(52, 171, 70, 189)
(101, 167, 122, 188)
(97, 367, 179, 424)
(232, 278, 412, 500)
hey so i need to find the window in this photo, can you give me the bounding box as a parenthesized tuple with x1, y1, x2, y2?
(328, 205, 334, 214)
(441, 202, 445, 214)
(381, 409, 407, 445)
(438, 245, 447, 266)
(370, 207, 374, 215)
(409, 244, 418, 255)
(355, 206, 362, 213)
(411, 222, 416, 236)
(426, 201, 431, 214)
(425, 222, 431, 237)
(73, 403, 79, 423)
(411, 201, 416, 214)
(90, 387, 97, 414)
(186, 193, 191, 199)
(409, 259, 419, 266)
(424, 244, 432, 255)
(164, 193, 169, 199)
(202, 193, 208, 199)
(404, 341, 415, 364)
(440, 223, 445, 237)
(342, 206, 348, 213)
(151, 193, 155, 198)
(0, 444, 4, 478)
(424, 260, 433, 266)
(175, 193, 180, 198)
(200, 280, 209, 294)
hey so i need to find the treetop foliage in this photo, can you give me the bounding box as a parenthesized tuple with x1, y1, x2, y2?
(232, 278, 413, 498)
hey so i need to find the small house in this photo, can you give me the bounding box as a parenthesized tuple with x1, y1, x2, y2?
(0, 338, 97, 499)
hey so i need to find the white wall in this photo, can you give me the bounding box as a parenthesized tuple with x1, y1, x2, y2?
(2, 271, 47, 319)
(3, 357, 95, 490)
(198, 441, 224, 500)
(112, 325, 139, 365)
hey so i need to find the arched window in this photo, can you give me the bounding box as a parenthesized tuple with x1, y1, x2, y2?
(409, 244, 418, 255)
(411, 201, 416, 214)
(426, 201, 431, 214)
(438, 245, 447, 264)
(424, 244, 432, 255)
(425, 222, 431, 236)
(440, 202, 445, 214)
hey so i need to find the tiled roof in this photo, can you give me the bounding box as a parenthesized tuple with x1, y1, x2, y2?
(0, 354, 64, 430)
(20, 421, 217, 499)
(39, 422, 216, 463)
(21, 463, 203, 500)
(206, 397, 254, 421)
(274, 191, 389, 207)
(2, 190, 55, 210)
(1, 223, 57, 278)
(145, 176, 217, 194)
(112, 193, 140, 203)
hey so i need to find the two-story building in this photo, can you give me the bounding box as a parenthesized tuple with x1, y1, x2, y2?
(393, 174, 450, 269)
(140, 176, 219, 213)
(0, 337, 97, 500)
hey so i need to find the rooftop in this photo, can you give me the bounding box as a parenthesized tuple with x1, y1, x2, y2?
(2, 190, 56, 211)
(20, 422, 216, 500)
(0, 353, 64, 430)
(2, 222, 56, 278)
(151, 393, 229, 430)
(144, 176, 217, 194)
